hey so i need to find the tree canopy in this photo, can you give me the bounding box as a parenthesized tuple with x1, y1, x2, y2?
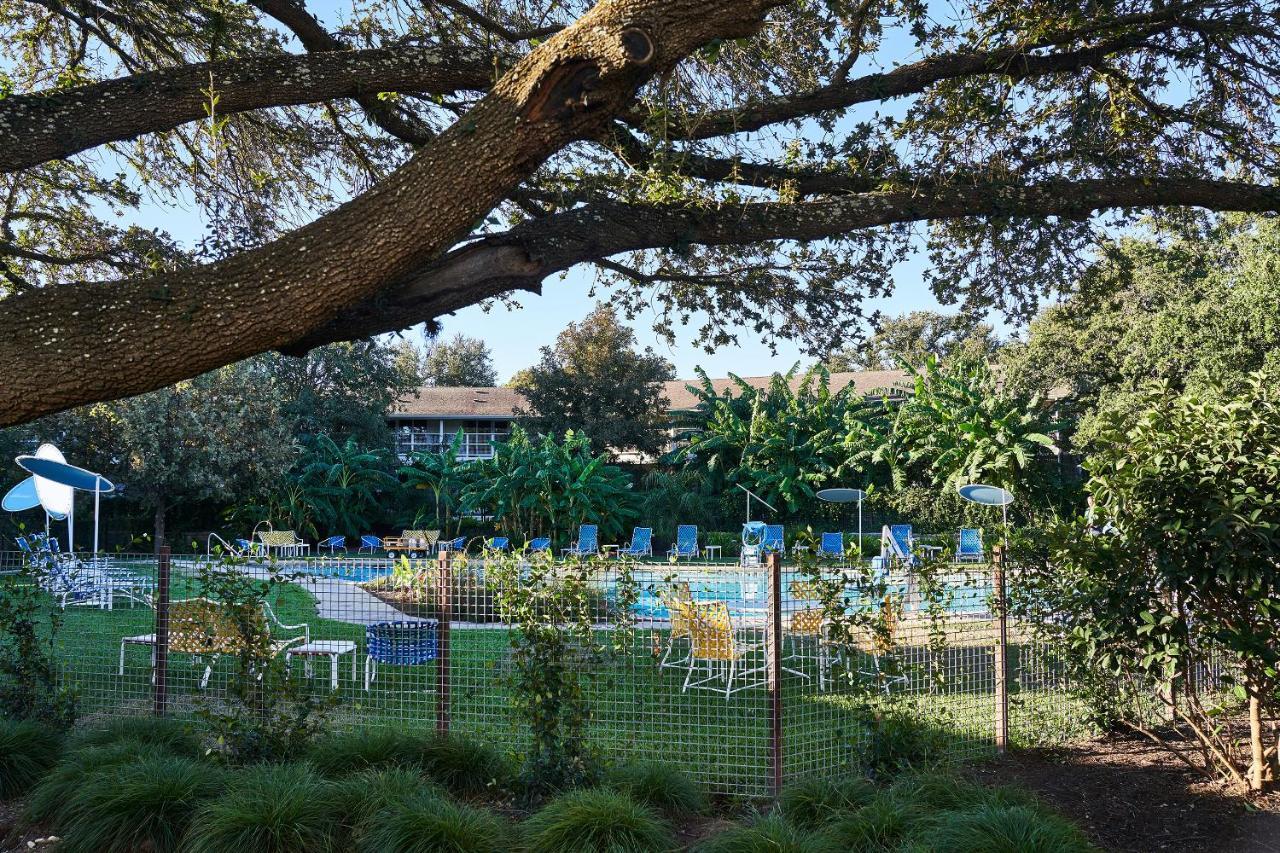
(420, 333, 499, 387)
(1, 0, 1279, 424)
(827, 311, 998, 371)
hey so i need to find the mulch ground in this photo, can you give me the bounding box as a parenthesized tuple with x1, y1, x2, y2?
(964, 733, 1280, 852)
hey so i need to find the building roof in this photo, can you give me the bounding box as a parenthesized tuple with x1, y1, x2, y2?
(392, 369, 911, 419)
(660, 369, 910, 411)
(392, 386, 527, 418)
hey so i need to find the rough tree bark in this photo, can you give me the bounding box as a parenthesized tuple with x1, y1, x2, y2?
(0, 0, 781, 428)
(0, 46, 495, 172)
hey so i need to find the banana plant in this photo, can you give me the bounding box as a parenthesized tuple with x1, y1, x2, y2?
(399, 430, 472, 536)
(295, 435, 396, 539)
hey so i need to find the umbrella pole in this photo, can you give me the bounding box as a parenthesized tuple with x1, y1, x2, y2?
(93, 478, 100, 555)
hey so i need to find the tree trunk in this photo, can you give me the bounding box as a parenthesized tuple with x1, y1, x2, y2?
(0, 0, 779, 428)
(1248, 687, 1270, 792)
(154, 503, 167, 556)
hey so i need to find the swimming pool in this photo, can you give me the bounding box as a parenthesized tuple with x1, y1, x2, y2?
(295, 562, 394, 583)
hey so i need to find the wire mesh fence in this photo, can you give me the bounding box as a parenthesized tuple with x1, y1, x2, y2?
(0, 544, 1172, 796)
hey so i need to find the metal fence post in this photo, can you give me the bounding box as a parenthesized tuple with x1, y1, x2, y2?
(992, 544, 1009, 753)
(154, 545, 170, 717)
(766, 550, 784, 796)
(436, 548, 451, 735)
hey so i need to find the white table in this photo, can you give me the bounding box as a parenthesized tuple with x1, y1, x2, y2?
(287, 640, 357, 690)
(703, 545, 723, 562)
(601, 544, 620, 559)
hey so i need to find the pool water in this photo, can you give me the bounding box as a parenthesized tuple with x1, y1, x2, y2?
(297, 563, 394, 583)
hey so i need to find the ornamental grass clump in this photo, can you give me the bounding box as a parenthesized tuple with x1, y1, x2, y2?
(332, 766, 435, 835)
(55, 754, 224, 853)
(416, 732, 513, 796)
(911, 803, 1098, 853)
(185, 763, 342, 853)
(306, 727, 426, 776)
(694, 814, 838, 853)
(26, 740, 170, 824)
(522, 787, 675, 853)
(604, 761, 708, 816)
(0, 718, 62, 798)
(67, 716, 202, 757)
(777, 774, 877, 828)
(821, 791, 924, 851)
(357, 791, 510, 853)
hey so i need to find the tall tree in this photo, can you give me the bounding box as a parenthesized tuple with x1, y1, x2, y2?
(514, 304, 673, 455)
(421, 333, 498, 386)
(826, 311, 998, 371)
(1, 1, 1279, 424)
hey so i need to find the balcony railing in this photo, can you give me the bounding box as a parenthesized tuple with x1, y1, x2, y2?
(396, 432, 509, 460)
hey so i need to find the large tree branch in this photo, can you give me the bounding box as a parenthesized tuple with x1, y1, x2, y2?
(0, 0, 781, 427)
(289, 176, 1280, 348)
(635, 12, 1195, 140)
(0, 46, 495, 173)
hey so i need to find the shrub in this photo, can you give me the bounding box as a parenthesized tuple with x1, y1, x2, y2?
(822, 792, 924, 851)
(912, 804, 1097, 853)
(777, 775, 876, 828)
(416, 732, 512, 796)
(56, 755, 224, 853)
(27, 741, 169, 824)
(358, 791, 510, 853)
(0, 718, 62, 798)
(307, 728, 422, 776)
(68, 716, 202, 757)
(604, 762, 707, 816)
(185, 764, 342, 853)
(523, 788, 674, 853)
(695, 814, 838, 853)
(886, 770, 1020, 813)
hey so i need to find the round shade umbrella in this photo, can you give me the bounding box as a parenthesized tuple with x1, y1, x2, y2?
(2, 477, 40, 512)
(16, 445, 116, 554)
(817, 487, 869, 558)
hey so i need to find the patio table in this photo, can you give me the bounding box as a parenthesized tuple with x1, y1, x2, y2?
(287, 640, 358, 690)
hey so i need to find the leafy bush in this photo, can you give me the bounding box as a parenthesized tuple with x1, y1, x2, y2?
(0, 562, 77, 727)
(27, 741, 171, 824)
(695, 814, 837, 853)
(822, 792, 923, 850)
(56, 755, 225, 853)
(912, 804, 1097, 852)
(0, 718, 62, 797)
(605, 762, 707, 816)
(185, 764, 342, 853)
(68, 716, 202, 757)
(416, 732, 512, 796)
(522, 788, 674, 853)
(357, 791, 509, 853)
(778, 775, 876, 828)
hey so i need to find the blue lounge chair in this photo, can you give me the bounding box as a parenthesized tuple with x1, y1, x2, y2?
(667, 524, 699, 560)
(527, 537, 551, 554)
(619, 527, 653, 558)
(358, 535, 382, 554)
(957, 528, 983, 562)
(364, 620, 438, 690)
(760, 524, 785, 555)
(819, 532, 844, 561)
(487, 536, 510, 551)
(563, 524, 599, 558)
(318, 535, 345, 554)
(439, 536, 467, 553)
(880, 524, 918, 568)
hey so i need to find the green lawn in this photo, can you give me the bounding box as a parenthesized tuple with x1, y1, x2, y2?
(43, 565, 1092, 795)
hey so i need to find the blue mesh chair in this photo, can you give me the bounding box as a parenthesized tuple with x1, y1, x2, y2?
(527, 537, 551, 554)
(882, 524, 919, 567)
(358, 535, 382, 554)
(667, 525, 699, 560)
(819, 532, 844, 561)
(957, 528, 983, 562)
(364, 620, 439, 690)
(619, 527, 653, 558)
(760, 525, 785, 555)
(318, 535, 345, 554)
(487, 536, 510, 551)
(439, 536, 467, 553)
(563, 524, 599, 557)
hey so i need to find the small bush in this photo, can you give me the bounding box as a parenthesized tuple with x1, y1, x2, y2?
(912, 804, 1097, 853)
(605, 762, 707, 816)
(523, 788, 675, 853)
(185, 763, 342, 853)
(358, 791, 510, 853)
(886, 770, 1012, 813)
(307, 728, 422, 776)
(27, 741, 169, 824)
(0, 718, 62, 798)
(695, 814, 838, 853)
(778, 775, 876, 828)
(333, 766, 435, 831)
(68, 716, 202, 757)
(822, 792, 924, 851)
(416, 732, 512, 796)
(57, 755, 224, 853)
